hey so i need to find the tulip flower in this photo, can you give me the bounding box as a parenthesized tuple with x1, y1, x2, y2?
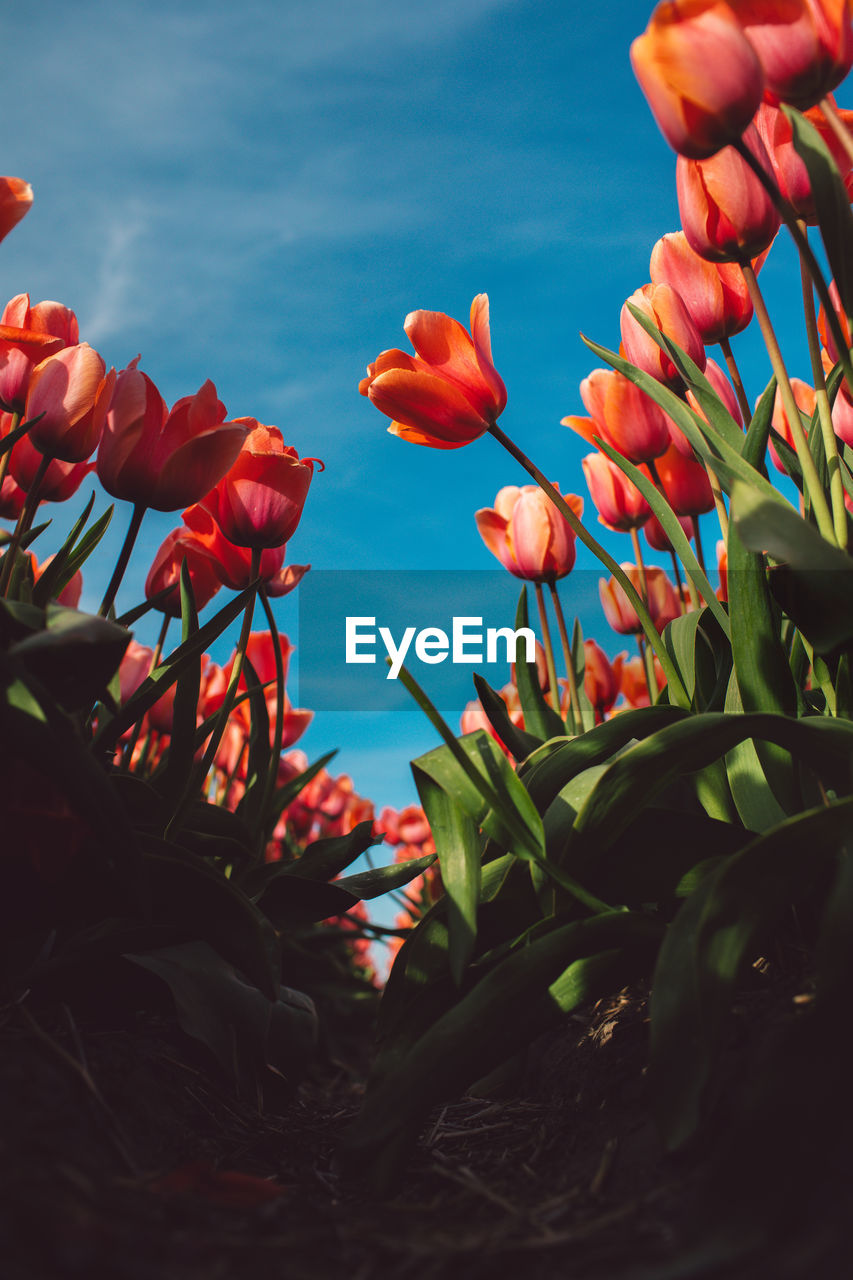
(180, 502, 310, 596)
(30, 553, 83, 608)
(620, 282, 707, 388)
(831, 380, 853, 447)
(630, 1, 764, 158)
(653, 442, 715, 515)
(582, 639, 622, 723)
(475, 484, 584, 582)
(360, 294, 507, 448)
(645, 510, 695, 552)
(145, 526, 224, 616)
(25, 343, 116, 463)
(734, 0, 853, 109)
(577, 367, 673, 461)
(649, 231, 754, 343)
(0, 177, 33, 244)
(8, 421, 95, 502)
(619, 653, 667, 708)
(198, 422, 318, 549)
(768, 376, 817, 470)
(97, 360, 250, 511)
(0, 294, 79, 412)
(0, 472, 26, 520)
(754, 98, 853, 223)
(582, 451, 651, 531)
(817, 279, 851, 367)
(676, 125, 781, 263)
(599, 564, 681, 634)
(716, 540, 729, 602)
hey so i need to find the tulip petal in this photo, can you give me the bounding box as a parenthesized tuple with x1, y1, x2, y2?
(368, 367, 489, 445)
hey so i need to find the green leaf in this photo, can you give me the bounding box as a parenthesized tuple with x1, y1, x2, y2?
(156, 561, 203, 808)
(31, 499, 113, 608)
(413, 765, 481, 984)
(278, 819, 379, 882)
(10, 604, 130, 712)
(336, 852, 437, 900)
(731, 480, 853, 652)
(126, 941, 317, 1090)
(234, 656, 272, 830)
(472, 672, 541, 761)
(255, 874, 357, 931)
(649, 797, 853, 1151)
(413, 729, 545, 866)
(724, 674, 790, 832)
(571, 618, 596, 733)
(511, 586, 566, 740)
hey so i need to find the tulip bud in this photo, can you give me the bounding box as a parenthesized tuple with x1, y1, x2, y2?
(25, 343, 115, 463)
(582, 451, 651, 531)
(650, 231, 753, 343)
(475, 484, 583, 582)
(0, 177, 33, 244)
(599, 564, 681, 635)
(630, 1, 764, 158)
(620, 282, 707, 388)
(735, 0, 853, 110)
(676, 125, 781, 263)
(579, 367, 673, 461)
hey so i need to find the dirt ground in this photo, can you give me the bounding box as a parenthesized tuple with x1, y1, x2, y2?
(0, 973, 850, 1280)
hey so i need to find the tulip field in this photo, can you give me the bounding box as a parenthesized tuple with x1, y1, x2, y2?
(4, 2, 853, 1277)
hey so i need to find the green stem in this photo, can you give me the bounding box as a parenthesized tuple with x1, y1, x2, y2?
(734, 136, 853, 399)
(258, 586, 286, 850)
(548, 580, 582, 734)
(0, 410, 20, 491)
(637, 634, 657, 708)
(740, 261, 837, 545)
(798, 223, 849, 550)
(533, 581, 560, 716)
(693, 517, 707, 576)
(669, 548, 687, 614)
(487, 422, 689, 708)
(99, 503, 146, 617)
(166, 548, 262, 836)
(629, 527, 649, 602)
(719, 336, 752, 427)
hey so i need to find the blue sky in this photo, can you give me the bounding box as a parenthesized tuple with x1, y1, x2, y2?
(3, 0, 819, 814)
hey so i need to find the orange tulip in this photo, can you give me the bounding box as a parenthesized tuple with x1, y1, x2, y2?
(599, 564, 681, 635)
(360, 294, 507, 448)
(198, 421, 318, 550)
(649, 231, 754, 343)
(475, 484, 583, 582)
(831, 380, 853, 446)
(630, 1, 764, 158)
(620, 282, 707, 388)
(577, 367, 673, 461)
(25, 343, 115, 463)
(619, 653, 668, 708)
(754, 97, 853, 223)
(98, 360, 249, 511)
(0, 177, 33, 244)
(768, 377, 817, 470)
(733, 0, 853, 109)
(676, 125, 781, 263)
(716, 539, 729, 602)
(582, 451, 652, 531)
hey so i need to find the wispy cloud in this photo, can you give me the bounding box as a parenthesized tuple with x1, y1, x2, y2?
(84, 203, 148, 343)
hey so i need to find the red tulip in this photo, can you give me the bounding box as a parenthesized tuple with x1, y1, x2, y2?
(583, 639, 622, 722)
(754, 97, 853, 223)
(578, 367, 674, 461)
(30, 553, 83, 607)
(654, 441, 715, 515)
(0, 294, 78, 412)
(676, 124, 781, 263)
(180, 502, 310, 596)
(360, 294, 507, 449)
(599, 564, 681, 634)
(734, 0, 853, 109)
(475, 484, 584, 582)
(0, 177, 33, 244)
(645, 510, 695, 551)
(582, 451, 651, 531)
(25, 343, 115, 462)
(145, 526, 224, 616)
(97, 360, 249, 511)
(7, 418, 95, 502)
(630, 1, 764, 158)
(649, 231, 754, 343)
(620, 282, 707, 388)
(198, 422, 318, 549)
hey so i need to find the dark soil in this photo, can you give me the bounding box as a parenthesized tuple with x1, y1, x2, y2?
(1, 975, 850, 1280)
